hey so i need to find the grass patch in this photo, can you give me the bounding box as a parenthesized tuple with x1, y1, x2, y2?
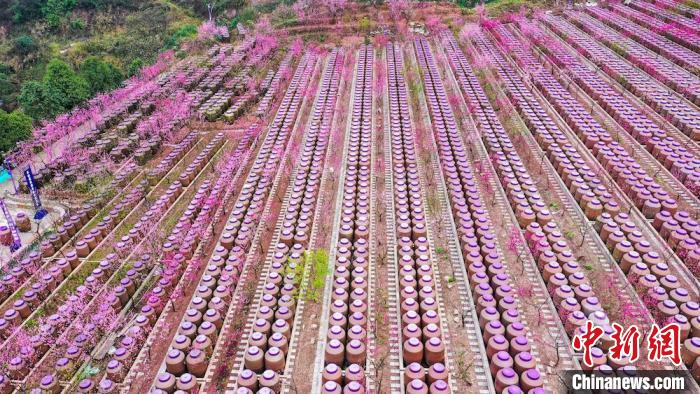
(305, 249, 329, 302)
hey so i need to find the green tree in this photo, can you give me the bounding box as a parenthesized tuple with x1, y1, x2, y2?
(0, 66, 17, 111)
(0, 110, 33, 154)
(19, 81, 55, 120)
(80, 56, 124, 95)
(43, 58, 90, 112)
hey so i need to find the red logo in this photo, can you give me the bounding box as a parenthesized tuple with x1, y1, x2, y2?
(647, 323, 681, 365)
(572, 321, 604, 367)
(572, 321, 681, 367)
(609, 323, 641, 363)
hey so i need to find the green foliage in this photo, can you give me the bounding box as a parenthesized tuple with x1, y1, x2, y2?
(43, 0, 78, 28)
(305, 249, 329, 302)
(19, 80, 56, 119)
(456, 0, 479, 7)
(0, 110, 33, 154)
(359, 16, 371, 32)
(14, 35, 38, 56)
(80, 56, 124, 95)
(19, 59, 90, 120)
(0, 70, 17, 111)
(128, 58, 145, 77)
(232, 7, 257, 27)
(164, 24, 198, 49)
(71, 18, 87, 31)
(10, 0, 45, 24)
(43, 58, 90, 111)
(609, 42, 627, 58)
(271, 5, 297, 28)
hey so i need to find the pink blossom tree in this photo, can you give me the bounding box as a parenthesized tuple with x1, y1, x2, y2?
(388, 0, 411, 20)
(197, 20, 229, 42)
(326, 0, 348, 19)
(292, 0, 312, 21)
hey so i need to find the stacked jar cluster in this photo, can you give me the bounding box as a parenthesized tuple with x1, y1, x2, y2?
(488, 23, 700, 379)
(414, 37, 544, 394)
(506, 19, 700, 263)
(256, 53, 295, 117)
(562, 11, 700, 120)
(237, 49, 341, 394)
(585, 7, 700, 77)
(153, 54, 317, 393)
(608, 3, 700, 53)
(147, 132, 200, 185)
(0, 184, 145, 341)
(223, 91, 259, 123)
(535, 17, 700, 193)
(630, 0, 700, 24)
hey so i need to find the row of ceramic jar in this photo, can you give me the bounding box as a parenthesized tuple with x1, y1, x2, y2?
(147, 132, 199, 185)
(157, 54, 317, 389)
(609, 3, 700, 53)
(557, 12, 700, 135)
(256, 53, 294, 117)
(532, 19, 700, 192)
(629, 0, 700, 35)
(320, 47, 373, 394)
(585, 7, 700, 80)
(448, 29, 637, 377)
(414, 37, 544, 393)
(29, 135, 229, 391)
(499, 22, 700, 286)
(0, 179, 144, 336)
(101, 177, 227, 392)
(240, 50, 341, 385)
(474, 28, 700, 377)
(387, 41, 449, 393)
(493, 24, 700, 276)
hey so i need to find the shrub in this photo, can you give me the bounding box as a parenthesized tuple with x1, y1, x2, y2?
(19, 59, 90, 120)
(128, 58, 145, 77)
(0, 69, 16, 110)
(359, 16, 371, 33)
(14, 35, 38, 56)
(42, 0, 78, 28)
(10, 0, 44, 24)
(70, 18, 86, 31)
(0, 110, 32, 154)
(164, 24, 198, 49)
